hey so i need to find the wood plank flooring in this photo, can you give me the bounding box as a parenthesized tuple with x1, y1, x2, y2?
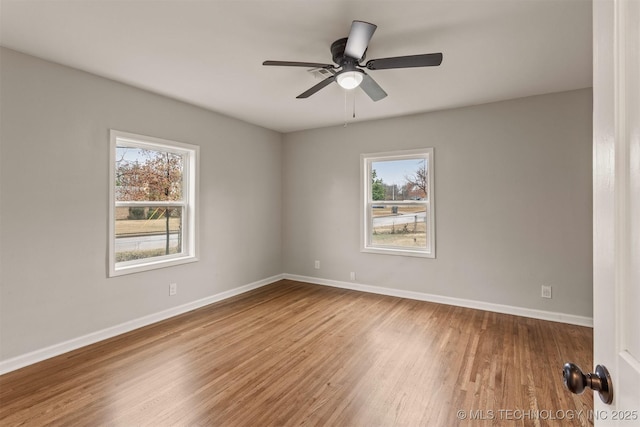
(0, 279, 594, 426)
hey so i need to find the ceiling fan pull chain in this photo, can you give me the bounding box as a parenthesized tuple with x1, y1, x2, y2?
(344, 90, 348, 127)
(353, 91, 357, 119)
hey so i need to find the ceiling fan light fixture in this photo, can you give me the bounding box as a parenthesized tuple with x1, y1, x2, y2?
(337, 70, 364, 89)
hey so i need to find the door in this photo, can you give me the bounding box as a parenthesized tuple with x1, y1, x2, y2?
(593, 0, 640, 424)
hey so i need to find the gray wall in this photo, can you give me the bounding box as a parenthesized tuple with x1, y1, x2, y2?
(0, 48, 282, 360)
(282, 89, 593, 317)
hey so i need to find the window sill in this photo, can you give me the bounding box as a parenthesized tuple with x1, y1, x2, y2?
(109, 255, 198, 277)
(361, 247, 435, 259)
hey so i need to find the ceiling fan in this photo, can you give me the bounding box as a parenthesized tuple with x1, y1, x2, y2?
(263, 20, 443, 102)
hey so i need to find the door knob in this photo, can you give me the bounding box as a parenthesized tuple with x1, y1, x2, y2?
(562, 362, 613, 404)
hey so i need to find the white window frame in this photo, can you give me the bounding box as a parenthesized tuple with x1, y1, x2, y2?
(108, 130, 199, 277)
(361, 148, 435, 258)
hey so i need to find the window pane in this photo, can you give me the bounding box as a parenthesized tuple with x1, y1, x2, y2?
(370, 204, 428, 249)
(371, 158, 428, 201)
(115, 147, 184, 202)
(115, 206, 183, 263)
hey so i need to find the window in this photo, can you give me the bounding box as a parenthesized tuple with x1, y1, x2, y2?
(109, 130, 198, 277)
(361, 148, 435, 258)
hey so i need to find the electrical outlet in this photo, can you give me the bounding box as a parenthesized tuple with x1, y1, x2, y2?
(541, 285, 552, 299)
(350, 272, 356, 281)
(169, 283, 177, 296)
(314, 260, 320, 269)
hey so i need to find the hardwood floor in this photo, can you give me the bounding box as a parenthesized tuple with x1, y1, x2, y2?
(0, 280, 593, 426)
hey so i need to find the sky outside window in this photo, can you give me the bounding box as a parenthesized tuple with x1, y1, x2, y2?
(372, 158, 425, 186)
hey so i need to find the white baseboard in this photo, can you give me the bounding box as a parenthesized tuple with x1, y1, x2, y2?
(0, 274, 284, 375)
(283, 274, 593, 328)
(1, 272, 592, 376)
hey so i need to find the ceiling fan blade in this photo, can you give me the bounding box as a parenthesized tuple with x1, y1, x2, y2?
(263, 60, 335, 69)
(365, 53, 443, 70)
(359, 73, 387, 102)
(344, 21, 377, 60)
(296, 75, 336, 99)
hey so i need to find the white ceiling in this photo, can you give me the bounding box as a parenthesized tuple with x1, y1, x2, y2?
(0, 0, 592, 133)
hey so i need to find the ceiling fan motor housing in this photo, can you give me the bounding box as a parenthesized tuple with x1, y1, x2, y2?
(331, 38, 366, 64)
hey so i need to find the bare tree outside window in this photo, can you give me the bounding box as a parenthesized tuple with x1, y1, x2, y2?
(404, 159, 428, 200)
